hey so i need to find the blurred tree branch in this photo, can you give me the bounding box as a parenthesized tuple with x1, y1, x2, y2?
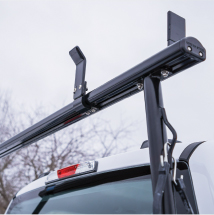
(0, 92, 135, 213)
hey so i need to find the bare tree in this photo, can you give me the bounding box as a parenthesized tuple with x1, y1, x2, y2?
(0, 92, 23, 213)
(17, 113, 133, 182)
(0, 95, 134, 213)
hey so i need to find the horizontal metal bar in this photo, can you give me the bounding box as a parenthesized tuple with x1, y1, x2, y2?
(0, 37, 206, 158)
(87, 37, 205, 105)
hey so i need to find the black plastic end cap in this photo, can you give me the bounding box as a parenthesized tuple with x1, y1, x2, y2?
(69, 46, 86, 65)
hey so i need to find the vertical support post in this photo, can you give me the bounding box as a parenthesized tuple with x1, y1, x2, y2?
(144, 76, 175, 214)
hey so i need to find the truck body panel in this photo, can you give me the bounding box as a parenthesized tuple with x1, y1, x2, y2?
(16, 142, 190, 197)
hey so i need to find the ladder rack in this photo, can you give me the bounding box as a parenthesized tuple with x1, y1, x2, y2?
(0, 36, 205, 158)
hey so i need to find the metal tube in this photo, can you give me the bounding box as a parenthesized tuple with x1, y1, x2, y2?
(144, 76, 175, 213)
(0, 37, 205, 158)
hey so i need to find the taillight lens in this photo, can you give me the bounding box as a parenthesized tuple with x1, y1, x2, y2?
(57, 164, 79, 179)
(46, 161, 97, 184)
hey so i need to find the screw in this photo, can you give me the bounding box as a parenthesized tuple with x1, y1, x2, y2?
(73, 88, 76, 93)
(187, 46, 192, 51)
(137, 83, 144, 90)
(199, 51, 203, 57)
(79, 85, 82, 89)
(91, 107, 97, 113)
(161, 70, 169, 78)
(85, 110, 91, 116)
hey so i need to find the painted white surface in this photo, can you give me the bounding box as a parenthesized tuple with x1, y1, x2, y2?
(189, 141, 214, 214)
(16, 142, 190, 197)
(16, 176, 47, 197)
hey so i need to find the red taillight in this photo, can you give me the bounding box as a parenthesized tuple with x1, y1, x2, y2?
(57, 164, 80, 179)
(47, 161, 97, 184)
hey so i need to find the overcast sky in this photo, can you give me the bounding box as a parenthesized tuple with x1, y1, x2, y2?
(0, 0, 213, 150)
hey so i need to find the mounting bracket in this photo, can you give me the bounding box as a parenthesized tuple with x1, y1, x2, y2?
(167, 11, 186, 46)
(69, 46, 87, 100)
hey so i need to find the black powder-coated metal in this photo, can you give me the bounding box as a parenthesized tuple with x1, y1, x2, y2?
(161, 107, 177, 167)
(179, 141, 205, 163)
(144, 77, 167, 189)
(69, 46, 87, 100)
(0, 36, 206, 158)
(144, 76, 175, 213)
(167, 11, 186, 46)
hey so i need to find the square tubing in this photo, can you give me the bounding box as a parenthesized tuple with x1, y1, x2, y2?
(144, 76, 175, 213)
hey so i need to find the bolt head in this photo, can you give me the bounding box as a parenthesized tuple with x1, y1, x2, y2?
(91, 108, 96, 113)
(79, 85, 82, 89)
(161, 70, 169, 78)
(199, 51, 203, 57)
(137, 83, 143, 90)
(187, 46, 192, 51)
(73, 88, 77, 93)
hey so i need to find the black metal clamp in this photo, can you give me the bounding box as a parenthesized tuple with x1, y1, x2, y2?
(69, 46, 87, 100)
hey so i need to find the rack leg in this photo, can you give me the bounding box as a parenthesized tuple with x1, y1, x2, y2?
(144, 76, 175, 214)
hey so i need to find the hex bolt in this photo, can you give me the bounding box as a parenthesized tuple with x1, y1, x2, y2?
(161, 70, 169, 78)
(187, 46, 192, 51)
(137, 83, 144, 90)
(73, 88, 77, 93)
(199, 51, 203, 57)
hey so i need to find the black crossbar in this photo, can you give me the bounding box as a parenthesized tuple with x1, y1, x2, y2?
(0, 36, 206, 158)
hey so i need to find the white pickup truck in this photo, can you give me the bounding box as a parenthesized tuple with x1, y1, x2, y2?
(5, 141, 214, 214)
